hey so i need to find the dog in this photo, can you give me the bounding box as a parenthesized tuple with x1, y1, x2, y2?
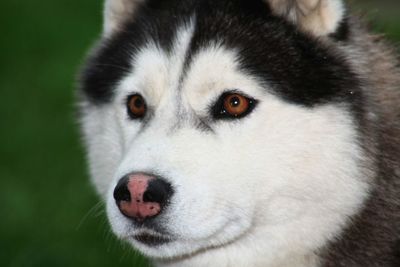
(78, 0, 400, 266)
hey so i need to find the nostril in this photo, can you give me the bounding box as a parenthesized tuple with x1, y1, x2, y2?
(143, 190, 157, 203)
(113, 177, 131, 202)
(143, 179, 173, 205)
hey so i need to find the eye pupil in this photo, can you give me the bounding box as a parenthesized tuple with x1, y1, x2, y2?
(229, 96, 241, 107)
(134, 98, 143, 108)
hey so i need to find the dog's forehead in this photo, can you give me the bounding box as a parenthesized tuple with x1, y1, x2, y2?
(117, 21, 197, 104)
(81, 0, 359, 107)
(117, 33, 259, 134)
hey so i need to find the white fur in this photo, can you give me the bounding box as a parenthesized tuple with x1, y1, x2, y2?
(267, 0, 345, 36)
(82, 18, 371, 267)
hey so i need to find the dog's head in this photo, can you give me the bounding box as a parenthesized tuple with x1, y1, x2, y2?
(79, 0, 371, 265)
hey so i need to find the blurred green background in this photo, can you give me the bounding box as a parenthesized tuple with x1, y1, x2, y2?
(0, 1, 398, 266)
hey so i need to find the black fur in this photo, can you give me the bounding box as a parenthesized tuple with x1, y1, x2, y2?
(80, 0, 360, 108)
(330, 17, 350, 41)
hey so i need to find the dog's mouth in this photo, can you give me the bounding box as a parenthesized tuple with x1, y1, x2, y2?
(133, 232, 173, 246)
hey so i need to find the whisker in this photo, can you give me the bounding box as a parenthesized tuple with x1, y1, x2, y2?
(76, 200, 105, 230)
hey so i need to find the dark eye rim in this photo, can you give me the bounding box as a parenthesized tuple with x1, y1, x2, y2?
(211, 90, 258, 120)
(126, 93, 147, 120)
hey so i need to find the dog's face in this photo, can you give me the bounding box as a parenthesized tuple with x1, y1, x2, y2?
(80, 0, 371, 265)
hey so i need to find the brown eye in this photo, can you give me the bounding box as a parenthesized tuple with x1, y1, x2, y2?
(213, 91, 257, 120)
(127, 94, 146, 119)
(223, 94, 250, 117)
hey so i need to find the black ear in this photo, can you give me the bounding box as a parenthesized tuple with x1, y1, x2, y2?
(103, 0, 145, 36)
(266, 0, 345, 36)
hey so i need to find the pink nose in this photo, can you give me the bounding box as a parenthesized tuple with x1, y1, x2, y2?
(113, 173, 172, 221)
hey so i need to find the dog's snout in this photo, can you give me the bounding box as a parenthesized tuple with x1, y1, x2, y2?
(113, 173, 173, 221)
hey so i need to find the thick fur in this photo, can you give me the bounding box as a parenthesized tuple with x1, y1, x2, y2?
(78, 0, 400, 266)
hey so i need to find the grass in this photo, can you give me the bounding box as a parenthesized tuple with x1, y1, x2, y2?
(0, 1, 398, 267)
(0, 0, 149, 266)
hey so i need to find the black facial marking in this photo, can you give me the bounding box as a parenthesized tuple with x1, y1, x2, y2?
(189, 0, 360, 107)
(80, 0, 361, 109)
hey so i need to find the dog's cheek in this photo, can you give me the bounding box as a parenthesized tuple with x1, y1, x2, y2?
(80, 104, 124, 198)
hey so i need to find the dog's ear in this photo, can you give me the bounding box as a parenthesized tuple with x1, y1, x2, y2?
(267, 0, 345, 36)
(103, 0, 144, 35)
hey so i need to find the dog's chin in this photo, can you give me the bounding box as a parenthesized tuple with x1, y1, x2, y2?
(128, 236, 200, 259)
(122, 218, 253, 261)
(127, 235, 224, 260)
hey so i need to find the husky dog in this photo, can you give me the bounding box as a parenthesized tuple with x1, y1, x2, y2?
(78, 0, 400, 266)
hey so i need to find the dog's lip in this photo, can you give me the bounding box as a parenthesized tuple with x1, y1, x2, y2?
(132, 231, 174, 247)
